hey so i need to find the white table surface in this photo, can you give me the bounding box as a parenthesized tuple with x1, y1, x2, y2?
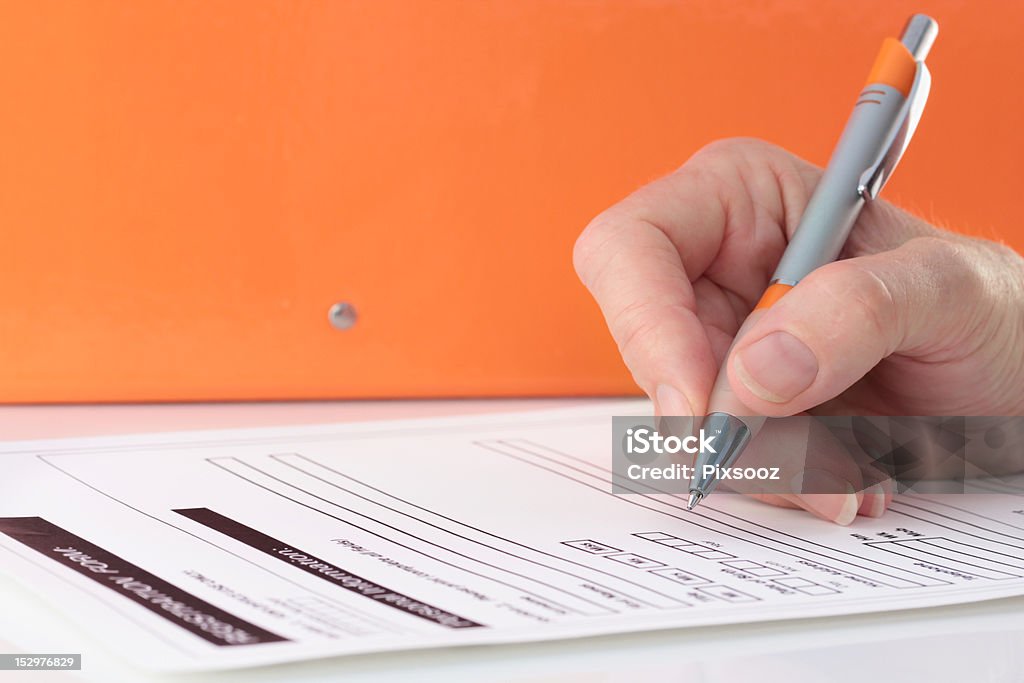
(1, 399, 1022, 683)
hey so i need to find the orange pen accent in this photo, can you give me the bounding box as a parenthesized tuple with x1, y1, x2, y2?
(864, 37, 917, 97)
(754, 283, 793, 310)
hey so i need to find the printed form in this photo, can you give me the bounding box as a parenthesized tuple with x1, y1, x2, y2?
(2, 403, 1024, 672)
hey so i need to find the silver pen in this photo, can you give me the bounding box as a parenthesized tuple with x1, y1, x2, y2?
(688, 14, 938, 510)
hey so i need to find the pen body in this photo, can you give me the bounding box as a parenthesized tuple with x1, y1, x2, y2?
(694, 38, 923, 494)
(690, 20, 936, 505)
(765, 36, 920, 300)
(769, 83, 905, 286)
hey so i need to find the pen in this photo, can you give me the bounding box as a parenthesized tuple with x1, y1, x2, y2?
(687, 14, 938, 510)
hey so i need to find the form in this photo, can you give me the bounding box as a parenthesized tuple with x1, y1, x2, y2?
(2, 403, 1023, 672)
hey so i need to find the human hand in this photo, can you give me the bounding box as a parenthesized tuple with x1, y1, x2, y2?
(574, 138, 1024, 523)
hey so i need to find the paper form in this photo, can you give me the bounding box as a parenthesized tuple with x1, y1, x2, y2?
(2, 402, 1023, 672)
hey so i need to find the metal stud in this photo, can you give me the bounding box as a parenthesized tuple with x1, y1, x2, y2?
(327, 302, 358, 330)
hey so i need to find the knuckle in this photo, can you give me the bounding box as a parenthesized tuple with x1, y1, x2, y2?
(904, 235, 1024, 370)
(572, 214, 619, 286)
(611, 299, 660, 358)
(692, 137, 746, 161)
(904, 234, 963, 264)
(685, 138, 809, 235)
(685, 138, 778, 183)
(610, 299, 684, 367)
(847, 266, 898, 341)
(816, 260, 898, 345)
(905, 235, 985, 299)
(692, 136, 773, 163)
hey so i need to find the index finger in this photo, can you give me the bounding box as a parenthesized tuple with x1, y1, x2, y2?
(572, 164, 723, 415)
(573, 139, 804, 415)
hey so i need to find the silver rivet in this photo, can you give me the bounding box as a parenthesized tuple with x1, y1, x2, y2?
(328, 302, 358, 330)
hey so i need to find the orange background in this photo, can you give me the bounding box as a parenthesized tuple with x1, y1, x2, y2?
(1, 1, 1021, 403)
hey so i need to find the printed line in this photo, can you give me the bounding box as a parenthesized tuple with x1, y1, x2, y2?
(209, 457, 614, 616)
(918, 539, 1024, 571)
(508, 439, 948, 582)
(886, 506, 1024, 553)
(902, 495, 1024, 534)
(490, 440, 944, 589)
(0, 543, 194, 656)
(893, 499, 1024, 543)
(866, 543, 1019, 581)
(280, 453, 688, 609)
(34, 455, 402, 634)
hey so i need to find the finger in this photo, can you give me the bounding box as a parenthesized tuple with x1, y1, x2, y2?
(573, 139, 801, 414)
(857, 476, 894, 518)
(830, 421, 897, 518)
(735, 490, 863, 525)
(841, 196, 938, 258)
(744, 490, 886, 526)
(719, 417, 866, 525)
(572, 166, 726, 415)
(574, 207, 717, 416)
(726, 236, 990, 416)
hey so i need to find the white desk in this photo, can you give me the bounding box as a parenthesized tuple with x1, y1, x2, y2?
(2, 399, 1022, 682)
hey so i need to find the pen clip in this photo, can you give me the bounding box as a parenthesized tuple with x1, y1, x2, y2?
(857, 60, 931, 200)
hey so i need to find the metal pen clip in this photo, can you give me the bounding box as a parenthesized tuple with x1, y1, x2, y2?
(857, 60, 932, 200)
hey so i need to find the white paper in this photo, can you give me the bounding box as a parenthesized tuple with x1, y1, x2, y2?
(2, 402, 1023, 673)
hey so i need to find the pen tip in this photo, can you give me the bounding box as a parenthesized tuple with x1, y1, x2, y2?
(686, 491, 703, 511)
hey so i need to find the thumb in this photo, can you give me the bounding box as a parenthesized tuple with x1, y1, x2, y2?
(725, 236, 983, 415)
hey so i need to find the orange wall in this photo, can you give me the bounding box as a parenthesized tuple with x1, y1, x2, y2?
(0, 1, 1020, 402)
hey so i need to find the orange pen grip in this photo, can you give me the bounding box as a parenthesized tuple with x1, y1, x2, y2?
(754, 283, 793, 310)
(864, 37, 917, 97)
